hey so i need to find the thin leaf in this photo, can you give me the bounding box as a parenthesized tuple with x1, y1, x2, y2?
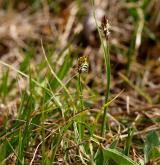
(102, 147, 135, 165)
(144, 131, 160, 163)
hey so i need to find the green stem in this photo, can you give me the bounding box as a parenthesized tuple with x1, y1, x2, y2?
(101, 39, 110, 137)
(78, 73, 84, 111)
(91, 0, 111, 138)
(78, 73, 84, 139)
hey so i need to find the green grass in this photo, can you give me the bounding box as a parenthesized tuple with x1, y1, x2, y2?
(0, 40, 136, 164)
(91, 0, 111, 138)
(0, 0, 160, 164)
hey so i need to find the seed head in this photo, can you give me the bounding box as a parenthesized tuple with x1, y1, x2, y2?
(101, 16, 111, 39)
(77, 56, 89, 73)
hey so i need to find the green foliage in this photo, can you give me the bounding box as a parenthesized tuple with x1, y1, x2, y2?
(49, 50, 73, 90)
(0, 142, 7, 163)
(124, 127, 134, 156)
(20, 49, 33, 73)
(95, 145, 135, 165)
(0, 0, 159, 164)
(0, 69, 9, 101)
(144, 131, 160, 163)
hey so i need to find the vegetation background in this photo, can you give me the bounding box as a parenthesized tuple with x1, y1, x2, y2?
(0, 0, 159, 164)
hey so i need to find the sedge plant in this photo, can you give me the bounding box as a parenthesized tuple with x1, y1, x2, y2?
(91, 2, 111, 138)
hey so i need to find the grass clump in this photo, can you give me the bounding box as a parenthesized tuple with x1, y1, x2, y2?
(0, 0, 160, 164)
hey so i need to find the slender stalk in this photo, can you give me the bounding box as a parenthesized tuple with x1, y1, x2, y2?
(78, 73, 84, 139)
(101, 38, 110, 137)
(91, 0, 111, 137)
(78, 73, 84, 111)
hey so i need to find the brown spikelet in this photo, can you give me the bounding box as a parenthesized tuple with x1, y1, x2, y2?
(101, 16, 111, 40)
